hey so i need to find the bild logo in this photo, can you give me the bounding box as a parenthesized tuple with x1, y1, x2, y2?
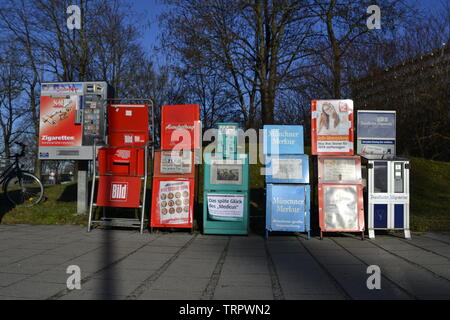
(111, 182, 128, 201)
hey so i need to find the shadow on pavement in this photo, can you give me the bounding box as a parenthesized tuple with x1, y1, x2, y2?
(0, 193, 15, 223)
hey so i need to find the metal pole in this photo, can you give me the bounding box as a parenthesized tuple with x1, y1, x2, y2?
(87, 142, 97, 232)
(140, 142, 149, 234)
(77, 160, 89, 215)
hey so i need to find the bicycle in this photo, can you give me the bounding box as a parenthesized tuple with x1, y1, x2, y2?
(0, 142, 44, 207)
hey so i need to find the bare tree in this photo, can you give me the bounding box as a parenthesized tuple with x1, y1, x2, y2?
(160, 0, 315, 128)
(307, 0, 413, 98)
(0, 41, 27, 160)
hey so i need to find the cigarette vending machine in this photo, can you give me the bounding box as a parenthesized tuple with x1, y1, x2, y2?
(150, 104, 200, 231)
(263, 125, 310, 239)
(203, 123, 250, 235)
(39, 82, 112, 160)
(88, 103, 153, 233)
(317, 156, 365, 240)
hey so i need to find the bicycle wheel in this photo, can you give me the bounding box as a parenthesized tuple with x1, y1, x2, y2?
(4, 172, 44, 207)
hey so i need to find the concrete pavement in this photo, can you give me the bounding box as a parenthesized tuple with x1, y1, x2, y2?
(0, 225, 449, 300)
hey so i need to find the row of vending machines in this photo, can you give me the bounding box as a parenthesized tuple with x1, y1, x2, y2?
(310, 100, 410, 239)
(37, 83, 410, 238)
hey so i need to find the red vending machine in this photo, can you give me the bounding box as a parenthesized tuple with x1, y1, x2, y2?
(311, 100, 365, 240)
(151, 104, 200, 231)
(317, 156, 365, 240)
(88, 103, 154, 233)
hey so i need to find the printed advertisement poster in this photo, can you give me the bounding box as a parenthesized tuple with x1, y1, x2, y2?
(160, 150, 192, 174)
(357, 111, 396, 155)
(207, 194, 244, 221)
(39, 95, 82, 147)
(158, 181, 191, 225)
(324, 186, 358, 230)
(311, 100, 354, 155)
(322, 159, 357, 182)
(268, 185, 306, 232)
(271, 158, 303, 180)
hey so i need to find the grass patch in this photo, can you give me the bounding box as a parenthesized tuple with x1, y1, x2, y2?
(409, 157, 450, 231)
(1, 182, 86, 226)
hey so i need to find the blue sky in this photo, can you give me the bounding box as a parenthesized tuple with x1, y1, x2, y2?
(130, 0, 446, 59)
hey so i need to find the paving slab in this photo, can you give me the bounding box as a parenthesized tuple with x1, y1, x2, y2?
(0, 226, 449, 300)
(137, 288, 203, 300)
(0, 280, 65, 299)
(213, 285, 274, 300)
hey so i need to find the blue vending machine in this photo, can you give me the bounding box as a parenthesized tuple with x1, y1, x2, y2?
(264, 125, 310, 239)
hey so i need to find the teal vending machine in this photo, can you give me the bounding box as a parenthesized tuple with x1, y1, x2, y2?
(264, 125, 310, 239)
(203, 122, 250, 235)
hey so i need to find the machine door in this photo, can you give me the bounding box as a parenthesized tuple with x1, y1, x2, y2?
(318, 156, 362, 184)
(266, 184, 308, 232)
(390, 161, 409, 229)
(265, 154, 309, 184)
(319, 184, 364, 232)
(372, 161, 389, 228)
(204, 153, 249, 191)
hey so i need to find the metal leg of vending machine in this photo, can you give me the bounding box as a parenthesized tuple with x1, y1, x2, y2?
(87, 142, 99, 233)
(139, 143, 149, 234)
(404, 229, 411, 239)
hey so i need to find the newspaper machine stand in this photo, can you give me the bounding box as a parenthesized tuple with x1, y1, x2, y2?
(317, 156, 365, 240)
(263, 125, 310, 239)
(150, 150, 196, 230)
(150, 105, 200, 232)
(88, 102, 154, 233)
(203, 123, 250, 235)
(363, 155, 410, 239)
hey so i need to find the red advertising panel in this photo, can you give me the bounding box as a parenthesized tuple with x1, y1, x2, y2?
(161, 104, 200, 150)
(317, 156, 362, 184)
(150, 178, 194, 228)
(96, 176, 142, 208)
(39, 95, 82, 147)
(108, 104, 149, 147)
(318, 184, 364, 233)
(311, 100, 354, 155)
